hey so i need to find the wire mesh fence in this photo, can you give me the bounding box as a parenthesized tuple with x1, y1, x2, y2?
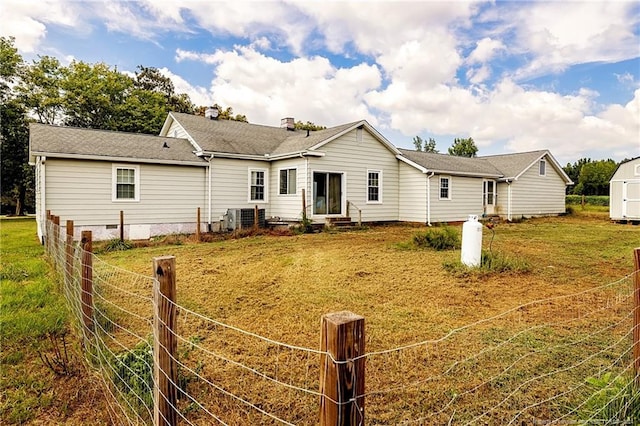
(44, 216, 639, 425)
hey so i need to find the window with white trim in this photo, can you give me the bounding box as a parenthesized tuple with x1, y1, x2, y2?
(539, 159, 546, 176)
(112, 165, 139, 202)
(279, 168, 297, 195)
(367, 170, 382, 203)
(439, 176, 451, 200)
(634, 164, 640, 176)
(249, 169, 267, 202)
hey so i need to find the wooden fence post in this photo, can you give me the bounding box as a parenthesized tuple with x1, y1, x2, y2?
(80, 231, 94, 332)
(319, 311, 365, 426)
(120, 210, 124, 242)
(52, 216, 60, 264)
(302, 188, 307, 216)
(65, 220, 74, 283)
(196, 207, 201, 242)
(153, 256, 178, 426)
(633, 248, 640, 385)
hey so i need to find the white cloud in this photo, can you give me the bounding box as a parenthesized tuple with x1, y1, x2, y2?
(186, 45, 382, 126)
(508, 2, 640, 79)
(467, 37, 505, 64)
(0, 0, 81, 52)
(158, 67, 214, 107)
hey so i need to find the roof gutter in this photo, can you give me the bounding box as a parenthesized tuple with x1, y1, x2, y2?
(29, 152, 208, 167)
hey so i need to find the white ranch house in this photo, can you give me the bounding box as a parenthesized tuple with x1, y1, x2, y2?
(29, 112, 572, 241)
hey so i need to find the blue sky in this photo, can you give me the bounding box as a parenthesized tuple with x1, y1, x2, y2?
(3, 0, 639, 164)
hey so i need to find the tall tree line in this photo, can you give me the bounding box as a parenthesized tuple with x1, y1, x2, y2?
(1, 36, 236, 215)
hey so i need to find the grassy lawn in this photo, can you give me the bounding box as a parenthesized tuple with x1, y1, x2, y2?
(2, 209, 638, 424)
(91, 207, 638, 424)
(0, 217, 110, 425)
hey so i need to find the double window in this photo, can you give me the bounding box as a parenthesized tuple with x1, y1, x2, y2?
(112, 165, 139, 202)
(367, 170, 382, 203)
(249, 169, 267, 202)
(439, 176, 451, 200)
(279, 168, 297, 195)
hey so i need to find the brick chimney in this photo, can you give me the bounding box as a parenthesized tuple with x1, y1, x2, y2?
(280, 117, 295, 130)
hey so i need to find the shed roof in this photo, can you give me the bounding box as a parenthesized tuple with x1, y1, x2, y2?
(29, 123, 206, 166)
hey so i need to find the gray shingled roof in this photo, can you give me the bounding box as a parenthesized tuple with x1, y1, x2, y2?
(29, 123, 206, 165)
(398, 148, 503, 177)
(170, 112, 363, 156)
(481, 150, 548, 179)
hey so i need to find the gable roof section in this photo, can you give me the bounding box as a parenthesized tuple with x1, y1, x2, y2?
(482, 150, 572, 184)
(29, 123, 206, 166)
(166, 112, 400, 158)
(610, 156, 640, 180)
(397, 148, 503, 178)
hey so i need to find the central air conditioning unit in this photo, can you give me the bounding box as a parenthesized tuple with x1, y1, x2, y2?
(224, 208, 266, 231)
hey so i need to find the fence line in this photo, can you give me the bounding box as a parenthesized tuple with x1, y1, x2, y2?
(43, 214, 639, 425)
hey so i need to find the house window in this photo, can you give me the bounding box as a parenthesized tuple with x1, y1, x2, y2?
(279, 168, 297, 195)
(440, 176, 451, 200)
(249, 169, 267, 202)
(539, 159, 546, 176)
(367, 170, 382, 203)
(635, 164, 640, 176)
(112, 165, 139, 202)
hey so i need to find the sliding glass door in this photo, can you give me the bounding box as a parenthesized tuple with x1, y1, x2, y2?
(313, 172, 342, 215)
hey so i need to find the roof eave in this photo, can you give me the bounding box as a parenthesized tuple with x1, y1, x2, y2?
(30, 151, 208, 167)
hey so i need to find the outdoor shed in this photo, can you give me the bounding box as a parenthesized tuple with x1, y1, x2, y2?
(609, 157, 640, 221)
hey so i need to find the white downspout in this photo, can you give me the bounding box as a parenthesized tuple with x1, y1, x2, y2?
(40, 156, 46, 243)
(426, 172, 434, 226)
(207, 155, 213, 231)
(507, 180, 512, 222)
(304, 155, 309, 218)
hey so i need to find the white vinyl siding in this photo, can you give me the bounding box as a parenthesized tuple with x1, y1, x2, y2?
(430, 176, 483, 222)
(398, 162, 427, 223)
(165, 120, 190, 140)
(307, 127, 399, 222)
(210, 158, 271, 220)
(269, 158, 305, 220)
(44, 159, 207, 227)
(501, 156, 566, 217)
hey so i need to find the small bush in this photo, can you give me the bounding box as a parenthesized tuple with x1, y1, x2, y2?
(104, 238, 133, 252)
(577, 373, 640, 424)
(413, 226, 460, 250)
(112, 341, 154, 414)
(444, 250, 530, 277)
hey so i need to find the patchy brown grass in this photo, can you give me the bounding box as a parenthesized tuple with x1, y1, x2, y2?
(87, 210, 640, 424)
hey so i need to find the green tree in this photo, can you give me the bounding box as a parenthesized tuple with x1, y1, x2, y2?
(576, 159, 617, 196)
(0, 36, 22, 101)
(448, 137, 478, 157)
(294, 120, 326, 131)
(196, 104, 249, 122)
(563, 158, 591, 194)
(424, 137, 438, 153)
(16, 55, 64, 124)
(134, 66, 194, 114)
(0, 37, 32, 215)
(413, 135, 423, 151)
(61, 61, 134, 130)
